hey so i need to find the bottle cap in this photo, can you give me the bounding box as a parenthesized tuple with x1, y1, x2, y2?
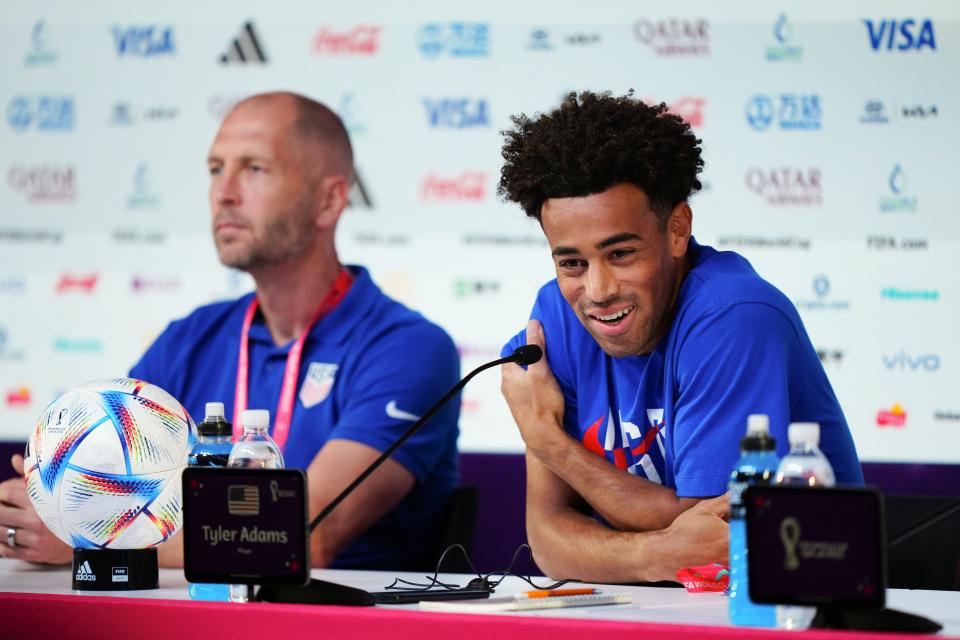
(740, 414, 776, 451)
(205, 402, 225, 420)
(746, 414, 769, 435)
(241, 409, 270, 431)
(788, 422, 820, 446)
(197, 401, 231, 437)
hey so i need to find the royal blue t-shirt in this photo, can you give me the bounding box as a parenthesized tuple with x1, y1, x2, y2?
(130, 266, 460, 569)
(504, 239, 863, 498)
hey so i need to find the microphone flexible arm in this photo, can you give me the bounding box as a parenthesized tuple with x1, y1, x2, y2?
(307, 345, 540, 533)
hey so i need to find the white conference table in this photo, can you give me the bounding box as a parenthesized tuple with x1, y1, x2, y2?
(1, 559, 958, 639)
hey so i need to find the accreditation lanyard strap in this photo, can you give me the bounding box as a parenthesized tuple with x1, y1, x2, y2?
(232, 268, 353, 450)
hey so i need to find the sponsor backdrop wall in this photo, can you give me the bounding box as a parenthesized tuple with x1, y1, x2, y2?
(1, 1, 958, 465)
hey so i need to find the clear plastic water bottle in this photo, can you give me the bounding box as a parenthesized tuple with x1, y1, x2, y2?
(227, 409, 284, 603)
(728, 414, 780, 627)
(187, 403, 233, 602)
(775, 422, 835, 630)
(227, 409, 284, 469)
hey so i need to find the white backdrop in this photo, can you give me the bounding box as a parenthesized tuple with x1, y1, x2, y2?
(1, 0, 958, 463)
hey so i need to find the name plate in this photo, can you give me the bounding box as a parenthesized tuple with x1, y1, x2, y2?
(182, 467, 310, 586)
(745, 485, 885, 610)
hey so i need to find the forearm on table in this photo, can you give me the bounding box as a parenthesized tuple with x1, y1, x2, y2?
(531, 432, 693, 532)
(527, 504, 677, 583)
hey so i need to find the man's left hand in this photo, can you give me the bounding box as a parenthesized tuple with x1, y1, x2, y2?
(501, 319, 568, 457)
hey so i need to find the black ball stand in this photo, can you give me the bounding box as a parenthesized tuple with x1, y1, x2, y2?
(72, 548, 159, 591)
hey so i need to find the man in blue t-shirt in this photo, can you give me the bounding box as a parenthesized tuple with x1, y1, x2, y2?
(0, 92, 459, 570)
(497, 91, 862, 583)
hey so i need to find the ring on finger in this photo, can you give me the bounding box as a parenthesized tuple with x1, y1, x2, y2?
(5, 527, 16, 548)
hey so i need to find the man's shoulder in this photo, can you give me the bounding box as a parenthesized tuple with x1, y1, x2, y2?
(681, 244, 796, 319)
(347, 269, 457, 358)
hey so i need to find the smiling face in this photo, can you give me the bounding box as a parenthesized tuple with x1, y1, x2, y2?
(207, 97, 319, 272)
(542, 183, 692, 357)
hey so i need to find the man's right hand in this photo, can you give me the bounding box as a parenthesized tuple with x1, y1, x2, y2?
(0, 454, 72, 564)
(659, 494, 729, 575)
(500, 319, 568, 458)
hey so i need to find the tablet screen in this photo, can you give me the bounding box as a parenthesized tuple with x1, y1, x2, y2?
(182, 467, 310, 586)
(745, 485, 885, 610)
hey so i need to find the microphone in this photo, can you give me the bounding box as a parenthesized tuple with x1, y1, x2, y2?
(256, 345, 544, 605)
(307, 344, 540, 532)
(512, 344, 543, 366)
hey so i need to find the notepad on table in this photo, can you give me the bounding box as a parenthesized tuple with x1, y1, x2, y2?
(419, 592, 633, 612)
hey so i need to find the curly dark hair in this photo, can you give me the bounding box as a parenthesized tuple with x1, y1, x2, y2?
(498, 91, 703, 228)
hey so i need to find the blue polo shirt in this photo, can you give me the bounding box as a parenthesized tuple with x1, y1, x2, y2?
(504, 239, 863, 498)
(130, 266, 460, 569)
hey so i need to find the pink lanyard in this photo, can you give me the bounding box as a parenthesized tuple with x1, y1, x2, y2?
(232, 268, 353, 450)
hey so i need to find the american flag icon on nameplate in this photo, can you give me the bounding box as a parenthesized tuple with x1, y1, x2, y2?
(228, 485, 260, 516)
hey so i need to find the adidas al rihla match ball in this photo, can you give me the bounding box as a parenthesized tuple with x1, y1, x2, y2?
(24, 378, 194, 550)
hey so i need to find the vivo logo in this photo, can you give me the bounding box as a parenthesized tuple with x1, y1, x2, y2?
(112, 26, 175, 56)
(882, 351, 940, 371)
(424, 98, 489, 128)
(864, 19, 935, 52)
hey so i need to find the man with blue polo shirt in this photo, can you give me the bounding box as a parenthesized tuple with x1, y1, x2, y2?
(497, 91, 862, 583)
(0, 92, 459, 570)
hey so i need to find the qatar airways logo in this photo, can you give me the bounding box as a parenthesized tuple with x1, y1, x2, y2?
(745, 167, 822, 207)
(633, 18, 709, 56)
(55, 273, 98, 294)
(7, 164, 76, 202)
(419, 171, 487, 202)
(311, 25, 380, 55)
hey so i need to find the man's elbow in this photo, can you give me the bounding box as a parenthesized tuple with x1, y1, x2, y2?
(528, 543, 575, 580)
(525, 514, 577, 580)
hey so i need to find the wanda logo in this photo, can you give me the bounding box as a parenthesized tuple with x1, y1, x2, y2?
(312, 25, 381, 55)
(419, 171, 487, 201)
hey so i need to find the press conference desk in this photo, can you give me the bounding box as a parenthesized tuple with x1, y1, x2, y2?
(1, 559, 958, 640)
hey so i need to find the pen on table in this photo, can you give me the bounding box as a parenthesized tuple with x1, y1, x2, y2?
(521, 588, 596, 598)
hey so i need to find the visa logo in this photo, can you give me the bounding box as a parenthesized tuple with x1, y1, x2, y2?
(423, 98, 489, 128)
(882, 351, 940, 371)
(864, 19, 935, 51)
(112, 26, 175, 56)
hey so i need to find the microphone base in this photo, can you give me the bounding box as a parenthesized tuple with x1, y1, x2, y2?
(255, 578, 375, 606)
(811, 606, 942, 634)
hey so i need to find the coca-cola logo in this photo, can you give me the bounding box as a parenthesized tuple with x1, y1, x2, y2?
(745, 167, 822, 207)
(633, 18, 709, 56)
(419, 171, 487, 202)
(643, 96, 705, 128)
(7, 164, 76, 202)
(312, 25, 380, 55)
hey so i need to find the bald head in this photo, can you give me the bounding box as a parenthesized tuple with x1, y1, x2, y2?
(227, 92, 354, 184)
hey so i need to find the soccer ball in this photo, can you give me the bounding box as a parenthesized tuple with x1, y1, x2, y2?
(24, 378, 194, 550)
